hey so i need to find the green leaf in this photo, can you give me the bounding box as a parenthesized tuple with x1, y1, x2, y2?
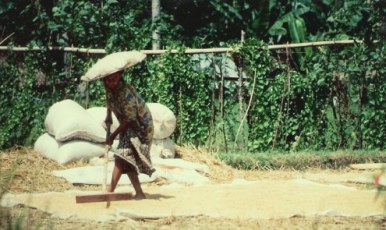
(107, 0, 118, 4)
(268, 21, 287, 36)
(288, 14, 300, 43)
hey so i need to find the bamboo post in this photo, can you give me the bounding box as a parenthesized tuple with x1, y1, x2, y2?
(209, 54, 217, 152)
(236, 30, 246, 150)
(177, 86, 184, 145)
(273, 43, 291, 149)
(356, 74, 365, 149)
(237, 63, 244, 150)
(219, 54, 228, 153)
(234, 70, 257, 149)
(152, 0, 161, 50)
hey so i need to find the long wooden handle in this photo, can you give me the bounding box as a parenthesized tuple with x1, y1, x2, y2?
(103, 122, 112, 192)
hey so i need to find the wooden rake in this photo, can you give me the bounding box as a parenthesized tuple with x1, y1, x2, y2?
(75, 116, 133, 204)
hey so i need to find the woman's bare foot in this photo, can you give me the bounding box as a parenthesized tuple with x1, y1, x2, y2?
(134, 192, 146, 200)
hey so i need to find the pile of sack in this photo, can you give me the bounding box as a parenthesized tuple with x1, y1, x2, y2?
(34, 99, 177, 165)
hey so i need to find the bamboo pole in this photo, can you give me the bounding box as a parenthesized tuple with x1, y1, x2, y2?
(152, 0, 161, 50)
(219, 55, 228, 153)
(236, 30, 246, 150)
(0, 39, 366, 54)
(0, 46, 106, 54)
(0, 33, 15, 46)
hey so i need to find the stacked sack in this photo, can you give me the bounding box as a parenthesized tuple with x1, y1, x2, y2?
(146, 103, 176, 159)
(86, 102, 177, 159)
(34, 99, 176, 165)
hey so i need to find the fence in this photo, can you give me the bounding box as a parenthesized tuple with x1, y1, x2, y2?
(0, 39, 384, 151)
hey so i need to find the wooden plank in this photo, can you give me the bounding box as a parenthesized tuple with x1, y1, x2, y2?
(349, 163, 386, 170)
(75, 192, 133, 203)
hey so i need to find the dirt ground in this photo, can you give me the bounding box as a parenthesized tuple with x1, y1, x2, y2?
(1, 146, 385, 229)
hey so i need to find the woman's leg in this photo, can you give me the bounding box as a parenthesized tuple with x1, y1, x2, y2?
(108, 158, 123, 192)
(127, 170, 146, 199)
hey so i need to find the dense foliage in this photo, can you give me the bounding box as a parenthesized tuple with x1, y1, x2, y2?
(0, 1, 384, 151)
(238, 40, 385, 151)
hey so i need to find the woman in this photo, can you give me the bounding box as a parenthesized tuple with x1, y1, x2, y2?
(103, 70, 154, 200)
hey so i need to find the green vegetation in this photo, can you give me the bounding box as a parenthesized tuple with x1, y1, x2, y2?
(0, 1, 384, 152)
(219, 150, 386, 170)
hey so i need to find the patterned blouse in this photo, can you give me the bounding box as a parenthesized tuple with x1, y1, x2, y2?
(105, 79, 154, 176)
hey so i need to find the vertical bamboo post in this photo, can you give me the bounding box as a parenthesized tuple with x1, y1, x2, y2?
(356, 77, 365, 149)
(220, 54, 228, 153)
(209, 54, 217, 152)
(273, 44, 290, 149)
(177, 86, 184, 145)
(237, 30, 246, 150)
(152, 0, 161, 50)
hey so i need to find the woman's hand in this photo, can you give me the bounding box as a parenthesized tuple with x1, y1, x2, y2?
(104, 115, 113, 128)
(104, 109, 113, 146)
(105, 135, 114, 146)
(105, 120, 129, 146)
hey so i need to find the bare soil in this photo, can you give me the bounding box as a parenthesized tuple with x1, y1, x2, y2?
(1, 146, 385, 229)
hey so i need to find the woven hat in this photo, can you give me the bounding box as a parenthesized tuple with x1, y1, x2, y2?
(81, 51, 146, 82)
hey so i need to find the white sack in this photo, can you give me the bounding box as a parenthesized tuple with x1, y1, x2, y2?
(147, 103, 176, 139)
(150, 138, 175, 159)
(154, 167, 209, 185)
(152, 158, 209, 174)
(86, 102, 176, 140)
(34, 133, 116, 165)
(81, 51, 146, 82)
(44, 99, 106, 143)
(34, 133, 59, 160)
(86, 107, 119, 132)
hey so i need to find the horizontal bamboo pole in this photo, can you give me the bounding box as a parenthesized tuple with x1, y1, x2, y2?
(0, 39, 364, 55)
(141, 47, 233, 54)
(0, 46, 106, 54)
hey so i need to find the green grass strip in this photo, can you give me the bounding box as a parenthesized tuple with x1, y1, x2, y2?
(218, 150, 386, 170)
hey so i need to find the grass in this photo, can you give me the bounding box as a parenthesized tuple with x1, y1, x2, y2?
(0, 147, 83, 229)
(218, 149, 386, 170)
